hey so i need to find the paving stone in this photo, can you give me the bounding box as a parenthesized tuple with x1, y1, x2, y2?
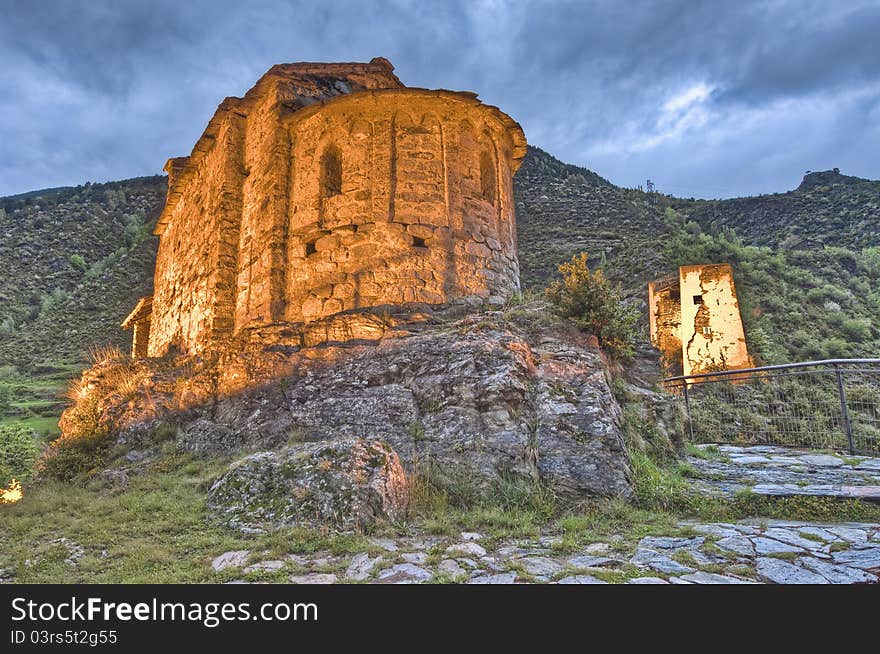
(752, 537, 804, 556)
(631, 549, 696, 574)
(827, 527, 869, 543)
(763, 528, 827, 550)
(496, 546, 530, 558)
(401, 552, 428, 565)
(457, 557, 480, 569)
(756, 558, 829, 584)
(466, 572, 517, 584)
(437, 559, 466, 577)
(369, 537, 399, 552)
(728, 524, 760, 535)
(288, 573, 338, 584)
(557, 575, 607, 584)
(627, 577, 669, 584)
(716, 535, 756, 557)
(286, 554, 309, 566)
(211, 550, 251, 571)
(345, 553, 383, 581)
(517, 556, 565, 577)
(690, 524, 741, 538)
(567, 555, 620, 569)
(404, 537, 443, 550)
(690, 550, 730, 565)
(480, 557, 505, 572)
(795, 527, 840, 543)
(729, 455, 771, 465)
(582, 543, 613, 554)
(680, 571, 755, 584)
(668, 577, 693, 584)
(446, 542, 487, 557)
(797, 556, 879, 584)
(243, 560, 285, 573)
(799, 454, 844, 468)
(460, 532, 484, 541)
(830, 547, 880, 570)
(639, 536, 704, 550)
(376, 563, 431, 584)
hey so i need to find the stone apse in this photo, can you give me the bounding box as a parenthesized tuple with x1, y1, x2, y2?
(648, 263, 752, 377)
(123, 58, 526, 357)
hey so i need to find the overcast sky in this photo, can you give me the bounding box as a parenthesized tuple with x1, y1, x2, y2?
(1, 0, 878, 199)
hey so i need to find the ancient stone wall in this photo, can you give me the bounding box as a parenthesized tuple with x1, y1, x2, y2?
(679, 264, 752, 376)
(145, 60, 525, 356)
(647, 278, 683, 377)
(648, 263, 751, 377)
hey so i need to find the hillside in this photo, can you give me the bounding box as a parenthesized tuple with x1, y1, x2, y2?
(1, 148, 878, 437)
(0, 176, 165, 371)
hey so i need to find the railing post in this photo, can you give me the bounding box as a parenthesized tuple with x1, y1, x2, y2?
(682, 382, 696, 442)
(834, 364, 856, 454)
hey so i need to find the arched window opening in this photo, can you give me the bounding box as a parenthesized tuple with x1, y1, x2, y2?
(479, 150, 497, 206)
(320, 145, 342, 199)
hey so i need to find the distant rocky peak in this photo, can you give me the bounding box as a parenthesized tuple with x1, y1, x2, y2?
(797, 168, 867, 191)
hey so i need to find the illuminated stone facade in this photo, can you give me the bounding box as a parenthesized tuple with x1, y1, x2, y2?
(131, 58, 526, 357)
(649, 263, 752, 377)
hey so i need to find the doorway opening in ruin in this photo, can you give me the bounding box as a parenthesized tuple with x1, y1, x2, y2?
(412, 236, 427, 248)
(319, 145, 343, 198)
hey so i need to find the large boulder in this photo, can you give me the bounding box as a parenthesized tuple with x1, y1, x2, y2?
(207, 438, 409, 532)
(62, 306, 636, 501)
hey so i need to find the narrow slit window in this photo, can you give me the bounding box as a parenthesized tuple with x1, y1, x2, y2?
(479, 150, 497, 206)
(319, 145, 342, 199)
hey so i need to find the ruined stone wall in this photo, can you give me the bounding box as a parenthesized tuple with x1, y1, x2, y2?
(147, 61, 525, 355)
(647, 279, 683, 377)
(149, 112, 245, 356)
(679, 264, 752, 376)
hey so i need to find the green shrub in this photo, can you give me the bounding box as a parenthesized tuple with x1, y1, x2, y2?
(545, 252, 639, 359)
(0, 315, 15, 336)
(0, 424, 41, 486)
(40, 432, 114, 483)
(69, 254, 87, 272)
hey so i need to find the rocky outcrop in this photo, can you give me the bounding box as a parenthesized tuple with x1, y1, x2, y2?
(207, 438, 409, 532)
(60, 305, 638, 513)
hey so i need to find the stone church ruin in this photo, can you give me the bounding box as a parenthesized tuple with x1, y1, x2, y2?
(122, 58, 526, 357)
(648, 263, 752, 377)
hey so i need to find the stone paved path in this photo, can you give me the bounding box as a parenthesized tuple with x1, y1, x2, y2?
(686, 444, 880, 501)
(214, 520, 880, 585)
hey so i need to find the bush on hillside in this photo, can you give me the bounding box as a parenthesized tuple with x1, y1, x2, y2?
(0, 424, 40, 486)
(546, 252, 639, 360)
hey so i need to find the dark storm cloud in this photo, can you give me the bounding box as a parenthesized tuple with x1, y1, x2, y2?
(1, 0, 878, 198)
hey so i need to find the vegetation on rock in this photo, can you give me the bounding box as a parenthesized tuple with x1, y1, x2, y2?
(546, 252, 639, 359)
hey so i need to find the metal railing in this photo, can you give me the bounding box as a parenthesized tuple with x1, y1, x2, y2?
(662, 359, 880, 455)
